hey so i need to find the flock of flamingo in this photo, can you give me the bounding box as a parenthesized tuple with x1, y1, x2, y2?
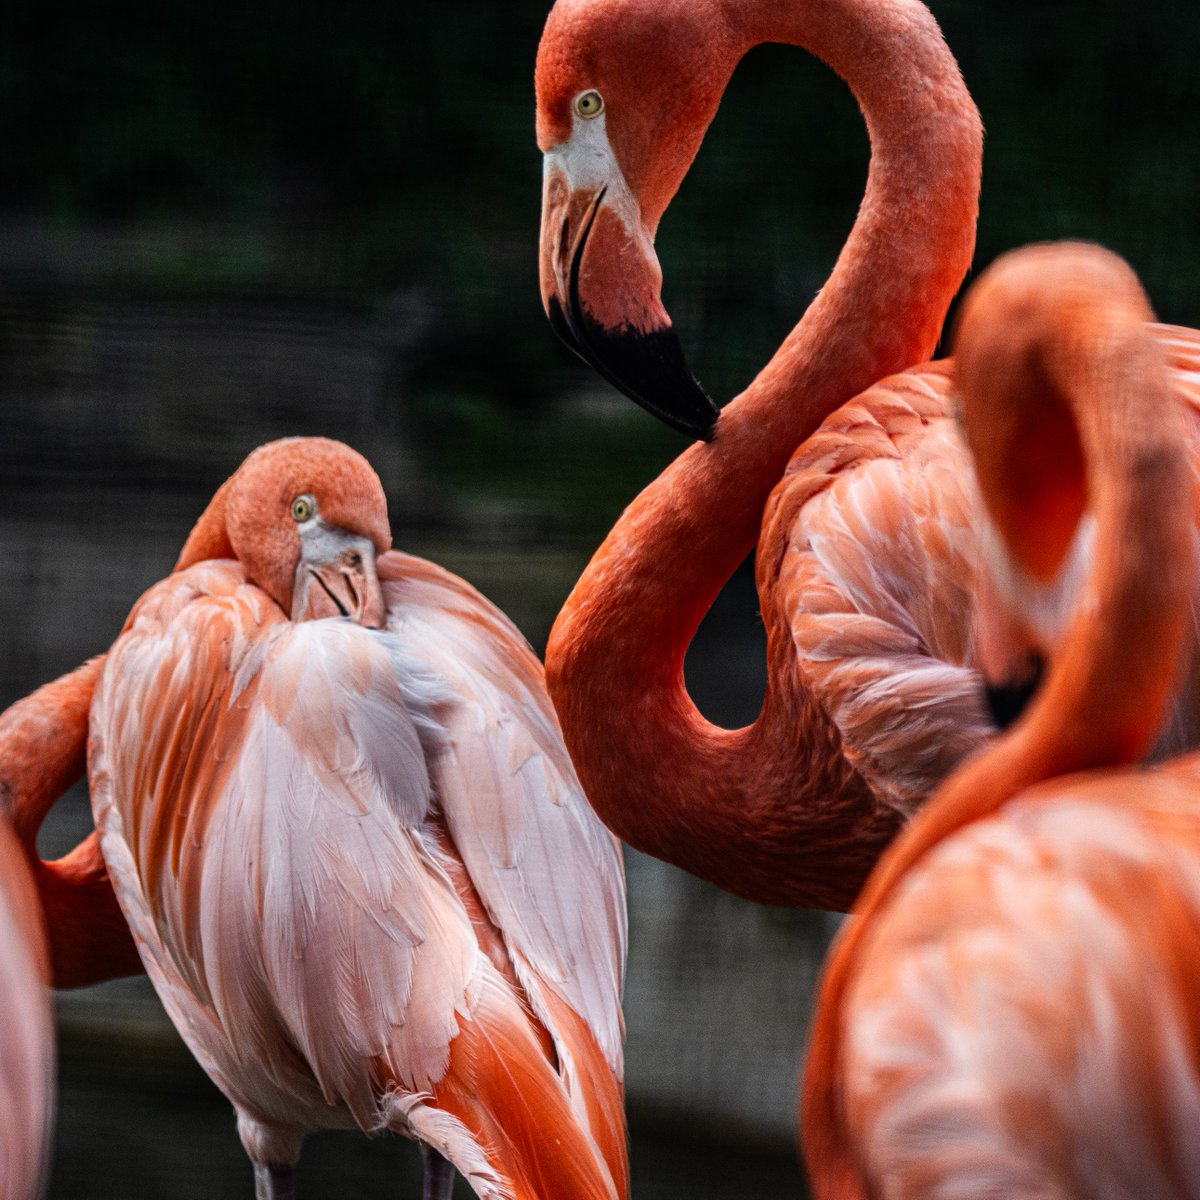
(3, 0, 1199, 1196)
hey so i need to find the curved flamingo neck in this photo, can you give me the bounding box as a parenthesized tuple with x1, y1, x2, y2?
(0, 658, 143, 987)
(175, 476, 235, 571)
(547, 0, 981, 907)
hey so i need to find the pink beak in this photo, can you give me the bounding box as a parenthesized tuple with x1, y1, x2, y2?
(539, 163, 718, 441)
(292, 529, 386, 629)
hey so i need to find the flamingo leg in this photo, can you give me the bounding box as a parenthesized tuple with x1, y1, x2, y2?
(420, 1144, 456, 1200)
(253, 1162, 296, 1200)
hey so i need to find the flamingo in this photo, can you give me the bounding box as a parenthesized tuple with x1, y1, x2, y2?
(801, 242, 1200, 1199)
(534, 0, 1200, 908)
(0, 816, 53, 1200)
(0, 642, 147, 1199)
(72, 437, 627, 1200)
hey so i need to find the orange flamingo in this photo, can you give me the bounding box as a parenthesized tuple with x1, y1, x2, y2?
(0, 816, 53, 1200)
(534, 0, 1200, 908)
(0, 657, 146, 1197)
(74, 437, 627, 1200)
(802, 242, 1200, 1199)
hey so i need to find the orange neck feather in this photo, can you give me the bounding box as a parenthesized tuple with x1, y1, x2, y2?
(174, 475, 235, 571)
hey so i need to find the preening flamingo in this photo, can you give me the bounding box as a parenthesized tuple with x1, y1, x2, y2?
(535, 0, 1200, 908)
(802, 243, 1200, 1199)
(78, 437, 627, 1200)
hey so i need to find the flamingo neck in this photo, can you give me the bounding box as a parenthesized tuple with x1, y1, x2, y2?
(174, 475, 234, 571)
(888, 311, 1195, 876)
(0, 657, 143, 987)
(547, 0, 981, 906)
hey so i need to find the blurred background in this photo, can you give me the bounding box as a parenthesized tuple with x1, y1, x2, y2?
(3, 0, 1199, 1195)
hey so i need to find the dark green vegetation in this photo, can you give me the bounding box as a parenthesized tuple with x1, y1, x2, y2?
(5, 0, 1198, 426)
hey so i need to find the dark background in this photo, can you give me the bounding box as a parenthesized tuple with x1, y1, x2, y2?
(2, 1, 1198, 1196)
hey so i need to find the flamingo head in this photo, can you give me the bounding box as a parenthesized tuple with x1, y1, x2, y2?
(535, 0, 747, 440)
(175, 437, 391, 628)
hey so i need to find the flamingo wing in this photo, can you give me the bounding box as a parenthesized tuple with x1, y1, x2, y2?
(89, 561, 482, 1134)
(377, 554, 627, 1100)
(762, 364, 992, 819)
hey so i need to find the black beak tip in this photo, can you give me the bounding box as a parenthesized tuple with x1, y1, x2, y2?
(546, 293, 720, 443)
(648, 381, 719, 442)
(983, 653, 1045, 730)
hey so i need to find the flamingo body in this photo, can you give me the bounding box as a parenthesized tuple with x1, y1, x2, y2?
(840, 767, 1200, 1199)
(85, 440, 628, 1200)
(771, 332, 1200, 816)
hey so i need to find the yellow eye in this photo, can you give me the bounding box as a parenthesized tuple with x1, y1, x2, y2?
(290, 494, 316, 523)
(574, 90, 604, 119)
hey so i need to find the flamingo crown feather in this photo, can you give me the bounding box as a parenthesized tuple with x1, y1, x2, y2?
(800, 241, 1197, 1197)
(536, 0, 982, 907)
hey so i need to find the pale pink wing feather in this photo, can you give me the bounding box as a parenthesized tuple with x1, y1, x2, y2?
(89, 562, 484, 1133)
(378, 552, 627, 1075)
(1154, 322, 1200, 410)
(765, 365, 991, 818)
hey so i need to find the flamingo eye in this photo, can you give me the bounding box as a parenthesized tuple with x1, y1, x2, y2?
(290, 494, 317, 523)
(574, 90, 604, 119)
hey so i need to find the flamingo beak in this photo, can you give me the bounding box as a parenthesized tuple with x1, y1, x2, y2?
(539, 162, 719, 441)
(972, 547, 1047, 729)
(292, 525, 387, 629)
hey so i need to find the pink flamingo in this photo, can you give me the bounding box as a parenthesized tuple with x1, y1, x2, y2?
(534, 0, 1200, 908)
(0, 816, 53, 1200)
(0, 658, 150, 1198)
(803, 243, 1200, 1199)
(55, 437, 626, 1200)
